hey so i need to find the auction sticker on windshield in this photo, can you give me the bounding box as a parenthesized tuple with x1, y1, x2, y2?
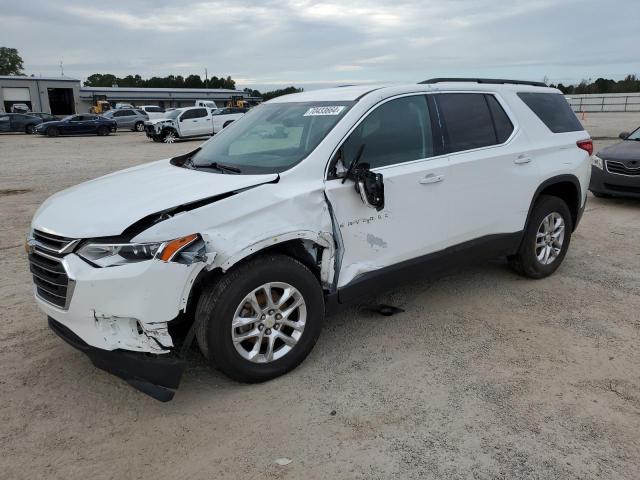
(304, 106, 346, 116)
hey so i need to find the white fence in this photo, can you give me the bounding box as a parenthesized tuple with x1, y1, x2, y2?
(566, 93, 640, 113)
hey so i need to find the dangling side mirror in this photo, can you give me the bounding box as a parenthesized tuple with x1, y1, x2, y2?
(352, 163, 385, 211)
(619, 131, 630, 140)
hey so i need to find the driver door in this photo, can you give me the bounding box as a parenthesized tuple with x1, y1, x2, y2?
(324, 94, 451, 293)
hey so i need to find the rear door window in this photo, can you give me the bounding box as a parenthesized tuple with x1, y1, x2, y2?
(486, 95, 514, 143)
(192, 108, 208, 119)
(435, 93, 497, 153)
(517, 92, 583, 133)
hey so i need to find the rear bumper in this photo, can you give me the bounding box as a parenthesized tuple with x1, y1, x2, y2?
(49, 317, 185, 402)
(589, 165, 640, 198)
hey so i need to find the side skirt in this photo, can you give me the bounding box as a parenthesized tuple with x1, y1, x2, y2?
(325, 231, 523, 314)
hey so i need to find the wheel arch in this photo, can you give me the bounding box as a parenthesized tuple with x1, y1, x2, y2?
(526, 175, 582, 231)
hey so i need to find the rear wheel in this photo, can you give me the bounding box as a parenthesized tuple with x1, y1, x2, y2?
(97, 126, 109, 136)
(195, 254, 324, 382)
(508, 195, 573, 278)
(25, 124, 36, 134)
(134, 122, 145, 132)
(47, 126, 59, 137)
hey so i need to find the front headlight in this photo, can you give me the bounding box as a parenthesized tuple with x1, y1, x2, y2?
(592, 155, 604, 170)
(77, 234, 199, 267)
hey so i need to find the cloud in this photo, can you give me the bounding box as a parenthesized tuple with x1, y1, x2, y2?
(1, 0, 638, 90)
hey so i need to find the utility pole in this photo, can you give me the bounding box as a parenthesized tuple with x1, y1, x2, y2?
(205, 68, 208, 87)
(59, 60, 64, 77)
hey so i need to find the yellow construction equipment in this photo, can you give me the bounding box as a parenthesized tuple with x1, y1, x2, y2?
(89, 96, 112, 114)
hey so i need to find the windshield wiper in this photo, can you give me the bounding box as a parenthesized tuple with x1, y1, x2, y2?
(199, 162, 242, 174)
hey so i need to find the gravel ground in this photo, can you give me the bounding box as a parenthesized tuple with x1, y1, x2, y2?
(1, 124, 639, 479)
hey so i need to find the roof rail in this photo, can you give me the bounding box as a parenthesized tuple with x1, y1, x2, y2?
(419, 78, 548, 87)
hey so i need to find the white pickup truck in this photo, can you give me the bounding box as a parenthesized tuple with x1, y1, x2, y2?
(144, 107, 214, 143)
(145, 106, 248, 143)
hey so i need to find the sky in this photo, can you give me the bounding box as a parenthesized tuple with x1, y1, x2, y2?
(2, 0, 639, 91)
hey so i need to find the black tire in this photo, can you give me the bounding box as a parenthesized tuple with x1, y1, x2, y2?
(195, 254, 324, 383)
(152, 136, 162, 143)
(134, 122, 145, 132)
(47, 126, 59, 137)
(222, 120, 234, 129)
(508, 195, 573, 279)
(97, 126, 109, 136)
(25, 124, 36, 134)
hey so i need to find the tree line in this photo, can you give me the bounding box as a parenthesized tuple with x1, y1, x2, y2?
(551, 75, 640, 95)
(84, 73, 237, 90)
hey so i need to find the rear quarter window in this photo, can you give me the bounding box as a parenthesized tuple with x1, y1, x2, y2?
(517, 92, 583, 133)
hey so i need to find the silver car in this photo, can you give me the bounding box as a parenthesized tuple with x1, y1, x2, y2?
(101, 108, 149, 132)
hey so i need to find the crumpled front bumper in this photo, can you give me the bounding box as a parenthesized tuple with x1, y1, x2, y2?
(49, 317, 185, 401)
(33, 253, 206, 401)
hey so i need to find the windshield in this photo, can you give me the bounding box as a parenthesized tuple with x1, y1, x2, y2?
(61, 115, 75, 121)
(627, 127, 640, 140)
(190, 101, 353, 174)
(165, 110, 181, 119)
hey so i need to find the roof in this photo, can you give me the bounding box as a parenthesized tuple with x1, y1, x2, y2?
(268, 81, 557, 103)
(0, 75, 80, 82)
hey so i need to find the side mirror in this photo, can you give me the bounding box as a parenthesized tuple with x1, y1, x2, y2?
(352, 163, 385, 211)
(619, 131, 630, 140)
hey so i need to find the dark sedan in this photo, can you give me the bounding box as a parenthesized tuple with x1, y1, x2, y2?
(0, 113, 43, 134)
(590, 127, 640, 198)
(35, 114, 117, 137)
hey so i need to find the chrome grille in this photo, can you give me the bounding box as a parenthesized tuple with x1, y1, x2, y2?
(606, 160, 640, 176)
(29, 230, 77, 309)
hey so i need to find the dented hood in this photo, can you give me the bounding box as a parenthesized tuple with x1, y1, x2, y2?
(33, 159, 278, 238)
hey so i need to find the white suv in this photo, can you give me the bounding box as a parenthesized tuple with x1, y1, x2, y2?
(144, 107, 213, 143)
(28, 79, 591, 401)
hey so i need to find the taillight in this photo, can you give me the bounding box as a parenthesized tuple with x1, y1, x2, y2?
(577, 139, 593, 156)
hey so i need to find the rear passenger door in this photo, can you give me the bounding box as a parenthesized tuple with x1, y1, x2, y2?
(434, 92, 536, 245)
(325, 94, 451, 290)
(113, 109, 135, 128)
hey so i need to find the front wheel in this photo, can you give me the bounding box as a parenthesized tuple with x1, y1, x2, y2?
(47, 126, 59, 137)
(162, 130, 177, 143)
(134, 122, 145, 132)
(195, 254, 324, 382)
(508, 195, 573, 279)
(25, 124, 36, 134)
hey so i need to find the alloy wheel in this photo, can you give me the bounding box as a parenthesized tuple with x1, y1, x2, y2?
(163, 131, 176, 143)
(231, 282, 307, 363)
(535, 212, 565, 265)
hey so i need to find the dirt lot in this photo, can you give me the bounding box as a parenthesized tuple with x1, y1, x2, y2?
(1, 122, 639, 479)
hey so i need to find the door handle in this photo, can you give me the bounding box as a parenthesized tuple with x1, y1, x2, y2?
(419, 173, 445, 185)
(514, 155, 532, 164)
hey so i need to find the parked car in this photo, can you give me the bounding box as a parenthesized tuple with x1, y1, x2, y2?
(138, 105, 166, 120)
(211, 107, 248, 133)
(28, 79, 591, 401)
(34, 114, 117, 137)
(0, 113, 43, 134)
(11, 103, 30, 113)
(590, 126, 640, 198)
(101, 108, 149, 131)
(28, 112, 61, 123)
(144, 107, 213, 143)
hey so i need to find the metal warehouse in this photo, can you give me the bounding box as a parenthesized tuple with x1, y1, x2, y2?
(0, 76, 257, 114)
(78, 86, 256, 111)
(0, 76, 81, 115)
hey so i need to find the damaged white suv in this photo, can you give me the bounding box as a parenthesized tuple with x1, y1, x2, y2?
(28, 79, 592, 401)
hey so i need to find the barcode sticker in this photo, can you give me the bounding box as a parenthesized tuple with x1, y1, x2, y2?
(304, 106, 346, 116)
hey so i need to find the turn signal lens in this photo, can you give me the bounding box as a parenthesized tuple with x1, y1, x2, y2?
(158, 234, 199, 262)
